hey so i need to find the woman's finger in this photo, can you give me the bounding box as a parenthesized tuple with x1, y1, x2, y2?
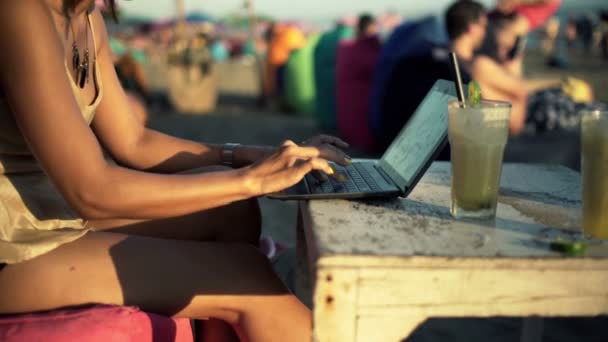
(279, 144, 322, 160)
(289, 157, 332, 176)
(285, 158, 333, 185)
(310, 170, 329, 182)
(318, 134, 350, 148)
(318, 144, 351, 166)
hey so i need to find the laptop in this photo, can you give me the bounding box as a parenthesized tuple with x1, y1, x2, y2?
(269, 79, 457, 200)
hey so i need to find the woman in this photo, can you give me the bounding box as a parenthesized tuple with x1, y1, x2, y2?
(473, 9, 595, 134)
(0, 1, 350, 341)
(472, 10, 564, 134)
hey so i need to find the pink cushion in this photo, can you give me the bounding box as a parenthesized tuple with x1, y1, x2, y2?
(336, 36, 381, 152)
(0, 305, 193, 342)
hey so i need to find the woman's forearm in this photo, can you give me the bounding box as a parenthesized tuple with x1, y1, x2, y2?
(126, 128, 274, 173)
(126, 128, 222, 173)
(77, 163, 255, 220)
(524, 78, 562, 94)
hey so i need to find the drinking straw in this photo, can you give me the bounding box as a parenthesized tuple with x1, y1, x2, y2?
(450, 52, 466, 107)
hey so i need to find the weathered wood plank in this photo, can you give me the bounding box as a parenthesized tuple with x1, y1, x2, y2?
(300, 202, 320, 275)
(317, 255, 608, 268)
(356, 268, 608, 313)
(296, 205, 313, 307)
(356, 315, 425, 342)
(313, 268, 359, 342)
(307, 163, 608, 260)
(357, 296, 608, 317)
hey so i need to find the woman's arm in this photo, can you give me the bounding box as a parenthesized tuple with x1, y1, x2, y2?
(471, 56, 528, 134)
(90, 10, 228, 173)
(90, 13, 325, 173)
(523, 78, 562, 93)
(502, 56, 562, 93)
(0, 1, 331, 220)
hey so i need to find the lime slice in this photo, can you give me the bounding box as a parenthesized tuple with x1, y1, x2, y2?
(549, 239, 587, 256)
(468, 80, 482, 106)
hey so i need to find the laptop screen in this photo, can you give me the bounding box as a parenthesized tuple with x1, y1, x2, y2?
(378, 79, 457, 193)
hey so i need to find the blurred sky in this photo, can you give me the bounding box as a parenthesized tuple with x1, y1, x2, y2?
(118, 0, 608, 21)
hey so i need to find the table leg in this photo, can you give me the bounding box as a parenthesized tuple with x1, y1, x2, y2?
(296, 204, 312, 308)
(314, 268, 358, 342)
(521, 317, 544, 342)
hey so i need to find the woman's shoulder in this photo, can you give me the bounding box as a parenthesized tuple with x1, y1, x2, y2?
(472, 54, 497, 67)
(471, 54, 502, 75)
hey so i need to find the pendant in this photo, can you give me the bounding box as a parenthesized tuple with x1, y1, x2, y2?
(71, 42, 80, 73)
(79, 49, 90, 89)
(79, 62, 88, 88)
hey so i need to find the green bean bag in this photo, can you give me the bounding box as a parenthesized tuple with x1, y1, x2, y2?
(284, 34, 320, 115)
(313, 25, 353, 129)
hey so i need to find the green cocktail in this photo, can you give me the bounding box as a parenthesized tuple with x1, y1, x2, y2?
(581, 110, 608, 239)
(448, 99, 511, 219)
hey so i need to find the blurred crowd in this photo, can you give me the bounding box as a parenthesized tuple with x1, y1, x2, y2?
(101, 0, 608, 154)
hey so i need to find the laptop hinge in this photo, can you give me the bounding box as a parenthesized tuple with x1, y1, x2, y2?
(375, 164, 405, 193)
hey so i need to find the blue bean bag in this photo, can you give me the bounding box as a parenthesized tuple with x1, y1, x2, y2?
(369, 16, 448, 141)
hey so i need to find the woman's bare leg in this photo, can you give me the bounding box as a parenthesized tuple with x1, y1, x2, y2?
(198, 318, 242, 342)
(87, 166, 267, 341)
(0, 232, 310, 342)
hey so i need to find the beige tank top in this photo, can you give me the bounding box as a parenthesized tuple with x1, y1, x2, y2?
(0, 13, 103, 264)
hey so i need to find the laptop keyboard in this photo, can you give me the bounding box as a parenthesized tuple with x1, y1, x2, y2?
(306, 163, 383, 194)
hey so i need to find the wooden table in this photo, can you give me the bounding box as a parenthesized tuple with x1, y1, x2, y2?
(296, 162, 608, 342)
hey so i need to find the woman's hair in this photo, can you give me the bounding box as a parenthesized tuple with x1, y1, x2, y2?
(477, 11, 519, 62)
(63, 0, 118, 21)
(104, 0, 118, 21)
(487, 10, 518, 31)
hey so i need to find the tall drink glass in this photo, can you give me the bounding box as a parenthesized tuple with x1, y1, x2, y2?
(581, 109, 608, 239)
(448, 100, 512, 219)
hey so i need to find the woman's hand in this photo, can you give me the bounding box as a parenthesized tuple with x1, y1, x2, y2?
(235, 135, 350, 167)
(241, 140, 335, 196)
(301, 134, 351, 166)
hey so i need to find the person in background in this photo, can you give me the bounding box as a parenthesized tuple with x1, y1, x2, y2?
(565, 17, 578, 48)
(372, 0, 486, 153)
(335, 13, 381, 151)
(266, 23, 306, 108)
(599, 10, 608, 60)
(576, 14, 594, 53)
(473, 9, 595, 134)
(377, 10, 403, 40)
(313, 17, 353, 131)
(356, 13, 378, 39)
(446, 1, 487, 71)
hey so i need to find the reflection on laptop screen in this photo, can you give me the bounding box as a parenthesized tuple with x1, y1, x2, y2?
(378, 80, 457, 192)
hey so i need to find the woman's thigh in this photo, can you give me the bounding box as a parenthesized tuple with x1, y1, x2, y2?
(0, 231, 285, 319)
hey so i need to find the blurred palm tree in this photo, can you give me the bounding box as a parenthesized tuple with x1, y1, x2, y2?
(176, 0, 186, 39)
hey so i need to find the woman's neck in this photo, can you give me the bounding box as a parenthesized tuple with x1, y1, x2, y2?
(45, 0, 94, 17)
(451, 36, 475, 62)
